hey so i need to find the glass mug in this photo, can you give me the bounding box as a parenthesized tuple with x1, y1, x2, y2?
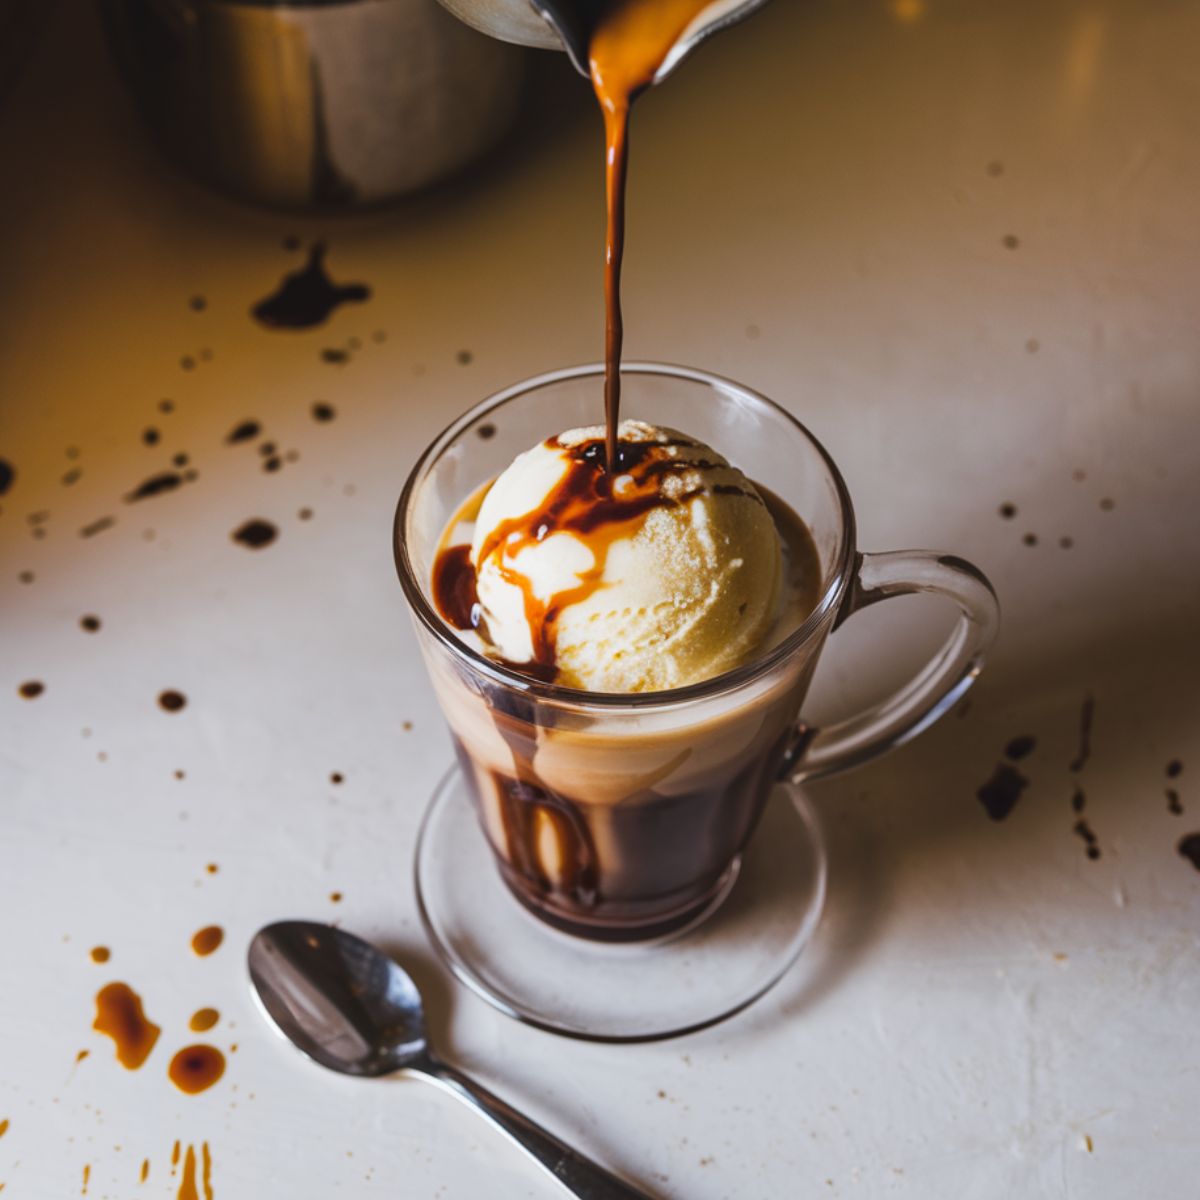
(395, 364, 999, 941)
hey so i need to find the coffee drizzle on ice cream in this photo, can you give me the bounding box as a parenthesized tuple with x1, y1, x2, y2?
(434, 434, 730, 680)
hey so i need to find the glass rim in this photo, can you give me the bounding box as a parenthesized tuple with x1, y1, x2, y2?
(393, 361, 858, 711)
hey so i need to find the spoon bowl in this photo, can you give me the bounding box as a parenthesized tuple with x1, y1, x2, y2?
(248, 920, 658, 1200)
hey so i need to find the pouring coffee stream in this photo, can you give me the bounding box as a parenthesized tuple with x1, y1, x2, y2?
(437, 0, 771, 471)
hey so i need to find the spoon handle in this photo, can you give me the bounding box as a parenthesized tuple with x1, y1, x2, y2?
(419, 1058, 657, 1199)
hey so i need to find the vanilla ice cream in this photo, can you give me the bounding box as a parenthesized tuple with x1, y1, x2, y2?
(469, 420, 783, 692)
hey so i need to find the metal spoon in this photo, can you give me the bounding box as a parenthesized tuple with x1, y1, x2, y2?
(247, 921, 656, 1200)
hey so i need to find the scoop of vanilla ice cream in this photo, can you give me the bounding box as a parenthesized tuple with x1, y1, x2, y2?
(470, 420, 782, 692)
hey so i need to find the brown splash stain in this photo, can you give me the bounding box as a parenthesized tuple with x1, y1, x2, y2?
(205, 863, 219, 875)
(18, 680, 44, 699)
(976, 763, 1028, 821)
(329, 891, 343, 904)
(90, 946, 110, 964)
(231, 519, 277, 549)
(1178, 834, 1200, 871)
(159, 690, 187, 713)
(0, 1119, 8, 1137)
(177, 1145, 198, 1200)
(82, 1163, 90, 1194)
(75, 1049, 90, 1064)
(189, 1008, 219, 1033)
(191, 926, 223, 956)
(172, 1141, 181, 1172)
(140, 1158, 149, 1183)
(168, 1046, 226, 1095)
(1069, 695, 1095, 773)
(93, 983, 161, 1069)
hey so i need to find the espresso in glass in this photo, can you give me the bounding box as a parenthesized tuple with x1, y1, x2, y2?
(430, 475, 821, 940)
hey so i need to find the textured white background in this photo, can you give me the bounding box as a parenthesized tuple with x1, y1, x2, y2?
(1, 0, 1198, 1196)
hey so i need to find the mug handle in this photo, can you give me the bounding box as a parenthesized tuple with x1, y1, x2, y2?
(782, 551, 1000, 784)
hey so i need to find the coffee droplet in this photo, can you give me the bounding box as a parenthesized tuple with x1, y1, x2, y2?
(18, 680, 44, 699)
(93, 983, 161, 1069)
(158, 690, 187, 713)
(168, 1045, 225, 1094)
(90, 946, 110, 964)
(232, 519, 278, 549)
(191, 926, 223, 956)
(189, 1008, 219, 1033)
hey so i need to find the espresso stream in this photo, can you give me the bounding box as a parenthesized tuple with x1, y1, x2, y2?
(590, 0, 721, 469)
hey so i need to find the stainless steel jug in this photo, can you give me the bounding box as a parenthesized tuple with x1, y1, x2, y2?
(100, 0, 526, 210)
(435, 0, 769, 80)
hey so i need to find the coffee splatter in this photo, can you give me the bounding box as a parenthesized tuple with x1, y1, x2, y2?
(205, 863, 218, 875)
(125, 472, 183, 503)
(90, 946, 110, 964)
(226, 420, 261, 445)
(140, 1158, 149, 1183)
(0, 458, 14, 496)
(1073, 818, 1100, 860)
(1025, 337, 1040, 353)
(263, 457, 281, 473)
(160, 399, 175, 413)
(232, 519, 277, 549)
(174, 769, 185, 780)
(986, 160, 1004, 177)
(82, 1163, 90, 1194)
(1071, 785, 1086, 814)
(252, 244, 369, 330)
(18, 680, 44, 699)
(18, 570, 33, 584)
(189, 1008, 219, 1033)
(258, 442, 277, 457)
(1099, 497, 1115, 512)
(1069, 695, 1094, 773)
(180, 356, 195, 371)
(1004, 735, 1036, 761)
(1022, 532, 1038, 547)
(312, 402, 336, 422)
(191, 926, 223, 956)
(168, 1046, 225, 1095)
(190, 296, 207, 312)
(329, 892, 343, 904)
(75, 1049, 89, 1063)
(1178, 834, 1200, 871)
(93, 983, 160, 1069)
(80, 516, 116, 538)
(372, 330, 387, 343)
(1167, 789, 1183, 816)
(298, 507, 313, 521)
(158, 690, 187, 713)
(998, 502, 1016, 519)
(80, 615, 101, 633)
(456, 349, 474, 365)
(62, 467, 82, 486)
(143, 428, 160, 447)
(1002, 234, 1020, 250)
(320, 348, 350, 365)
(1059, 536, 1074, 549)
(977, 763, 1028, 821)
(1167, 760, 1183, 779)
(173, 453, 189, 468)
(0, 1118, 7, 1137)
(477, 423, 497, 441)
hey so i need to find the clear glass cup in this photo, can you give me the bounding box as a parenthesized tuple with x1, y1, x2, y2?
(395, 363, 999, 942)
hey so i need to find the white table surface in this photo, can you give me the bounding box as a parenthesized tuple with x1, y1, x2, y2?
(3, 0, 1199, 1196)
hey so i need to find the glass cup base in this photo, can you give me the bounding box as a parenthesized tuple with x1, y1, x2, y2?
(414, 763, 828, 1042)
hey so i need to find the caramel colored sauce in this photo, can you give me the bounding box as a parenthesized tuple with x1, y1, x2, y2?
(168, 1046, 225, 1095)
(141, 1158, 150, 1183)
(82, 1163, 90, 1194)
(75, 1049, 89, 1064)
(190, 926, 223, 957)
(589, 1, 721, 468)
(470, 434, 718, 674)
(172, 1141, 181, 1171)
(89, 946, 110, 964)
(93, 983, 160, 1069)
(0, 1119, 8, 1137)
(188, 1008, 219, 1033)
